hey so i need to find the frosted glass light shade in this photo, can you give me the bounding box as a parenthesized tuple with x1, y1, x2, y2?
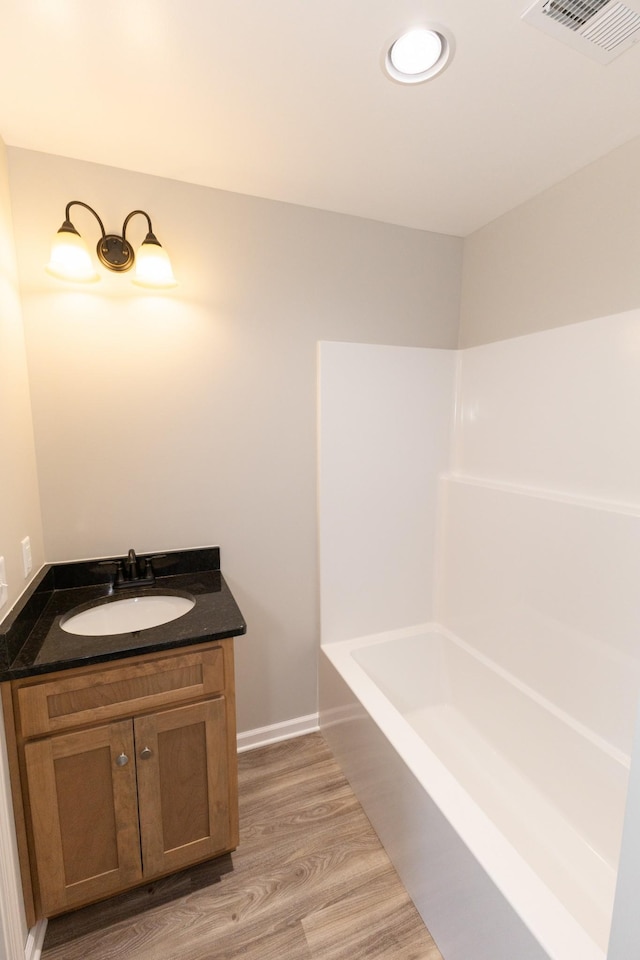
(46, 229, 99, 282)
(133, 238, 177, 288)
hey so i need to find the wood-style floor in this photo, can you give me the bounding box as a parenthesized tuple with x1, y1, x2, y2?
(41, 732, 443, 960)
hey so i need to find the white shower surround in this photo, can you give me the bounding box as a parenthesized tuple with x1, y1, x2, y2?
(317, 311, 640, 960)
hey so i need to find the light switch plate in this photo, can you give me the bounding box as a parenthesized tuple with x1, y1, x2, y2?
(21, 536, 32, 578)
(0, 556, 7, 608)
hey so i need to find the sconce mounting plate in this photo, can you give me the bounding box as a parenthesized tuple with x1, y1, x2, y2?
(97, 234, 134, 272)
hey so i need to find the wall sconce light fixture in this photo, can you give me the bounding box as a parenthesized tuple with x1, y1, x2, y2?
(46, 201, 177, 288)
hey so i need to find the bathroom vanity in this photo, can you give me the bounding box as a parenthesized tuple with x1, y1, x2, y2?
(0, 547, 246, 923)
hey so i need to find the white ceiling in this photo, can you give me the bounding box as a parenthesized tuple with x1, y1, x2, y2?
(1, 0, 640, 236)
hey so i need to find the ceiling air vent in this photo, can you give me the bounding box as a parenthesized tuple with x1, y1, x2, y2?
(522, 0, 640, 62)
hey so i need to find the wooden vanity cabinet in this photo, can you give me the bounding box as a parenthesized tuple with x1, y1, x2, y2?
(3, 639, 238, 920)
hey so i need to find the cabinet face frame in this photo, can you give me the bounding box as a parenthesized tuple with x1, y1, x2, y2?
(4, 639, 238, 921)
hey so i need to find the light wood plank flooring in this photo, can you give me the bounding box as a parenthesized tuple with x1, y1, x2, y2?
(41, 732, 443, 960)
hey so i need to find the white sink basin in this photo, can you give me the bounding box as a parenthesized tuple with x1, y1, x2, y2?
(61, 594, 195, 636)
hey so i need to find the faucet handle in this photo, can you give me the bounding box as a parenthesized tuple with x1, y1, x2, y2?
(98, 559, 126, 586)
(142, 554, 166, 579)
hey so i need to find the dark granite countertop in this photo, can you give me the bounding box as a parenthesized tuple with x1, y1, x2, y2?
(0, 547, 246, 681)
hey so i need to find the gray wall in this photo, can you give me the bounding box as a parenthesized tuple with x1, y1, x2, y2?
(0, 135, 40, 960)
(459, 133, 640, 347)
(7, 146, 463, 733)
(0, 142, 44, 611)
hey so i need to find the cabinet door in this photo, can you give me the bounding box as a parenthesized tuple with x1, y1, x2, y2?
(135, 698, 233, 878)
(24, 720, 143, 916)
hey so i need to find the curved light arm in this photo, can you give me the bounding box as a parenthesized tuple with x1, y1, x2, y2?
(122, 209, 154, 244)
(63, 200, 107, 238)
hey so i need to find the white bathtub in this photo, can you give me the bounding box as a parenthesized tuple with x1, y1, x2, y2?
(319, 624, 629, 960)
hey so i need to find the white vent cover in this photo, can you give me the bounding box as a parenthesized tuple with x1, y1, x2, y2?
(522, 0, 640, 62)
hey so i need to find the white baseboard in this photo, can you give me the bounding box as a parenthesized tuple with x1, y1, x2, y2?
(24, 920, 47, 960)
(237, 713, 319, 753)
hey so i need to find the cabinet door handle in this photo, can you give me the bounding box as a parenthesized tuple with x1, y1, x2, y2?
(140, 746, 153, 760)
(115, 753, 129, 767)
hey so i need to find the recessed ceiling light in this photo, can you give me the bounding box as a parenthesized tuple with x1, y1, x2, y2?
(384, 26, 454, 84)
